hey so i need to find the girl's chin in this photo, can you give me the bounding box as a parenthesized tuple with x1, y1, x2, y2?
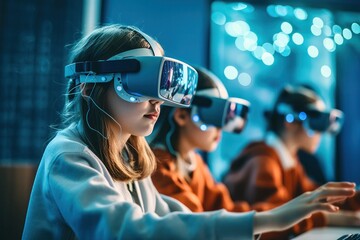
(133, 128, 154, 137)
(201, 145, 218, 152)
(301, 147, 317, 154)
(143, 130, 153, 137)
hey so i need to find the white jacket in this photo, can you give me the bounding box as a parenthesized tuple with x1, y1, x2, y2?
(22, 123, 254, 240)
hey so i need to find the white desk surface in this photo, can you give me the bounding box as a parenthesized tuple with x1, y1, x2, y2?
(293, 227, 360, 240)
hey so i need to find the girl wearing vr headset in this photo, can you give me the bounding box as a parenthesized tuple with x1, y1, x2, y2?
(23, 24, 356, 240)
(150, 67, 271, 213)
(224, 85, 360, 236)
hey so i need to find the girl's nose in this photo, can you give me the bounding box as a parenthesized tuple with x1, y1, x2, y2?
(149, 99, 164, 105)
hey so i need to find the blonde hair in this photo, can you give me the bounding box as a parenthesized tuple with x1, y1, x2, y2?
(62, 24, 162, 181)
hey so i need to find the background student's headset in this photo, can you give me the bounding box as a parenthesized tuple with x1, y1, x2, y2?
(191, 92, 250, 134)
(189, 69, 250, 134)
(275, 102, 344, 134)
(64, 26, 198, 107)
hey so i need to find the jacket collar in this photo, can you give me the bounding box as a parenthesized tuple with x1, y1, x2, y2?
(265, 132, 296, 170)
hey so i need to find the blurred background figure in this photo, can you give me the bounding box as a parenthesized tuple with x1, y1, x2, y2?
(223, 85, 360, 231)
(149, 69, 341, 239)
(150, 66, 257, 212)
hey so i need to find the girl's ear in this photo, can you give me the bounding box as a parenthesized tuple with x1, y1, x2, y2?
(80, 83, 92, 98)
(173, 108, 190, 126)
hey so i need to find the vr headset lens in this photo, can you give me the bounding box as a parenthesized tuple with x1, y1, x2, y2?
(223, 100, 249, 133)
(308, 109, 344, 134)
(329, 110, 344, 133)
(160, 60, 197, 106)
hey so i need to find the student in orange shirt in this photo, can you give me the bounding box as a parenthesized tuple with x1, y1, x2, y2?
(224, 85, 360, 232)
(150, 66, 262, 212)
(149, 68, 359, 239)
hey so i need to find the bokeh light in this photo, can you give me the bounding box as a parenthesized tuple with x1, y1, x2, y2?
(261, 52, 275, 65)
(211, 12, 226, 25)
(275, 5, 288, 17)
(323, 25, 332, 36)
(292, 32, 304, 45)
(244, 31, 258, 51)
(334, 33, 344, 45)
(311, 25, 322, 36)
(238, 72, 252, 86)
(307, 45, 319, 58)
(263, 42, 275, 54)
(281, 22, 293, 34)
(280, 46, 291, 57)
(266, 5, 277, 17)
(253, 46, 265, 59)
(323, 37, 336, 52)
(321, 65, 332, 78)
(343, 28, 353, 40)
(332, 24, 342, 34)
(351, 22, 360, 34)
(224, 66, 238, 80)
(313, 17, 324, 28)
(293, 7, 307, 20)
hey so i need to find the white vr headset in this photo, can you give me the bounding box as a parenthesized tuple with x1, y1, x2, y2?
(191, 89, 250, 134)
(64, 27, 198, 107)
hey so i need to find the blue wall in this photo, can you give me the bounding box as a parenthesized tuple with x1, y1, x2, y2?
(102, 0, 210, 67)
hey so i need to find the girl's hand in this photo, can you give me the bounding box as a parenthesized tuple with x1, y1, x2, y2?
(254, 182, 356, 234)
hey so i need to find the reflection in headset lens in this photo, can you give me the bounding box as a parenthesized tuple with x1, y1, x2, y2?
(160, 60, 197, 106)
